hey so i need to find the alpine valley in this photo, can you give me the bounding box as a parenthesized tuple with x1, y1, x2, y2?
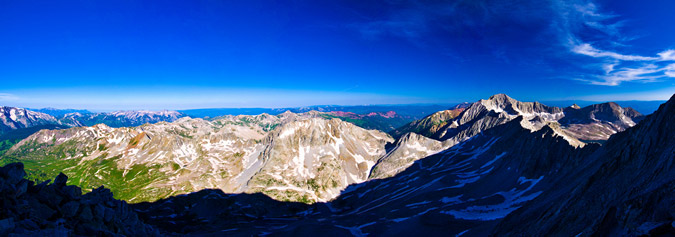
(0, 93, 673, 236)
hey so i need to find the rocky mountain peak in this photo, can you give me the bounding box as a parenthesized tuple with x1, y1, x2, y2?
(495, 94, 675, 236)
(0, 106, 59, 134)
(487, 93, 514, 102)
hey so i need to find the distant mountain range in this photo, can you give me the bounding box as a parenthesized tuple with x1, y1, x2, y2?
(178, 104, 455, 118)
(0, 94, 672, 235)
(28, 108, 92, 117)
(541, 100, 665, 115)
(0, 94, 646, 203)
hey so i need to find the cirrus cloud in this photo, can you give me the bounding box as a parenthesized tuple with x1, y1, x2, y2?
(345, 0, 675, 87)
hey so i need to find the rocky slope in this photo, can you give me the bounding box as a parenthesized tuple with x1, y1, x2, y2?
(0, 107, 59, 135)
(130, 115, 598, 235)
(495, 94, 675, 236)
(390, 106, 466, 139)
(559, 102, 644, 141)
(0, 163, 158, 236)
(2, 112, 393, 203)
(369, 132, 443, 179)
(367, 94, 587, 179)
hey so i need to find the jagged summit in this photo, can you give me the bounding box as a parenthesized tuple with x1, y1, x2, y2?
(396, 94, 643, 146)
(486, 93, 513, 101)
(570, 103, 581, 109)
(495, 93, 675, 236)
(559, 101, 644, 140)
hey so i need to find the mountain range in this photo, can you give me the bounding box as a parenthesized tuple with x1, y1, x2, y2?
(0, 93, 672, 236)
(134, 93, 674, 236)
(1, 94, 645, 203)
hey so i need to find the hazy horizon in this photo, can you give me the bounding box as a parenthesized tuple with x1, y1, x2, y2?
(2, 95, 667, 115)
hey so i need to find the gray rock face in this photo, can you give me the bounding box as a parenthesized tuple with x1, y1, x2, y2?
(246, 117, 393, 202)
(370, 132, 444, 179)
(559, 102, 644, 141)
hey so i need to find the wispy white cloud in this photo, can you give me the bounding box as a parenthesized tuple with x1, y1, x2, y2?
(570, 43, 675, 85)
(586, 64, 668, 86)
(658, 50, 675, 61)
(556, 0, 675, 86)
(346, 0, 674, 87)
(0, 93, 19, 101)
(572, 43, 658, 61)
(665, 64, 675, 77)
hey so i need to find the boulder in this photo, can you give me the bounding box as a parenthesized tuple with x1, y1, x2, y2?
(92, 204, 105, 221)
(61, 201, 80, 218)
(0, 163, 25, 185)
(78, 205, 93, 221)
(0, 218, 15, 235)
(103, 207, 114, 223)
(61, 185, 82, 200)
(53, 173, 68, 187)
(14, 180, 28, 198)
(17, 219, 39, 231)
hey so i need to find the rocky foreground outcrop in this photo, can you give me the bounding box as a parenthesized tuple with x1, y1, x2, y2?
(0, 163, 157, 236)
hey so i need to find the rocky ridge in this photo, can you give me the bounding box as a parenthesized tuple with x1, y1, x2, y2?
(0, 163, 158, 236)
(0, 107, 58, 134)
(495, 94, 675, 236)
(3, 112, 393, 203)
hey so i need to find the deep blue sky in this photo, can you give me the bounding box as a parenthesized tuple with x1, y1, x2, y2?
(1, 0, 674, 110)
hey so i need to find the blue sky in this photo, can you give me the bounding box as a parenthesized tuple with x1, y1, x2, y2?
(0, 0, 674, 110)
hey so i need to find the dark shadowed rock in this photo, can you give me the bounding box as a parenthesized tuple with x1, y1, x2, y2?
(494, 94, 675, 236)
(78, 205, 93, 221)
(0, 163, 159, 236)
(0, 218, 15, 236)
(53, 172, 68, 187)
(61, 185, 82, 200)
(14, 179, 28, 198)
(0, 163, 25, 185)
(61, 201, 79, 218)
